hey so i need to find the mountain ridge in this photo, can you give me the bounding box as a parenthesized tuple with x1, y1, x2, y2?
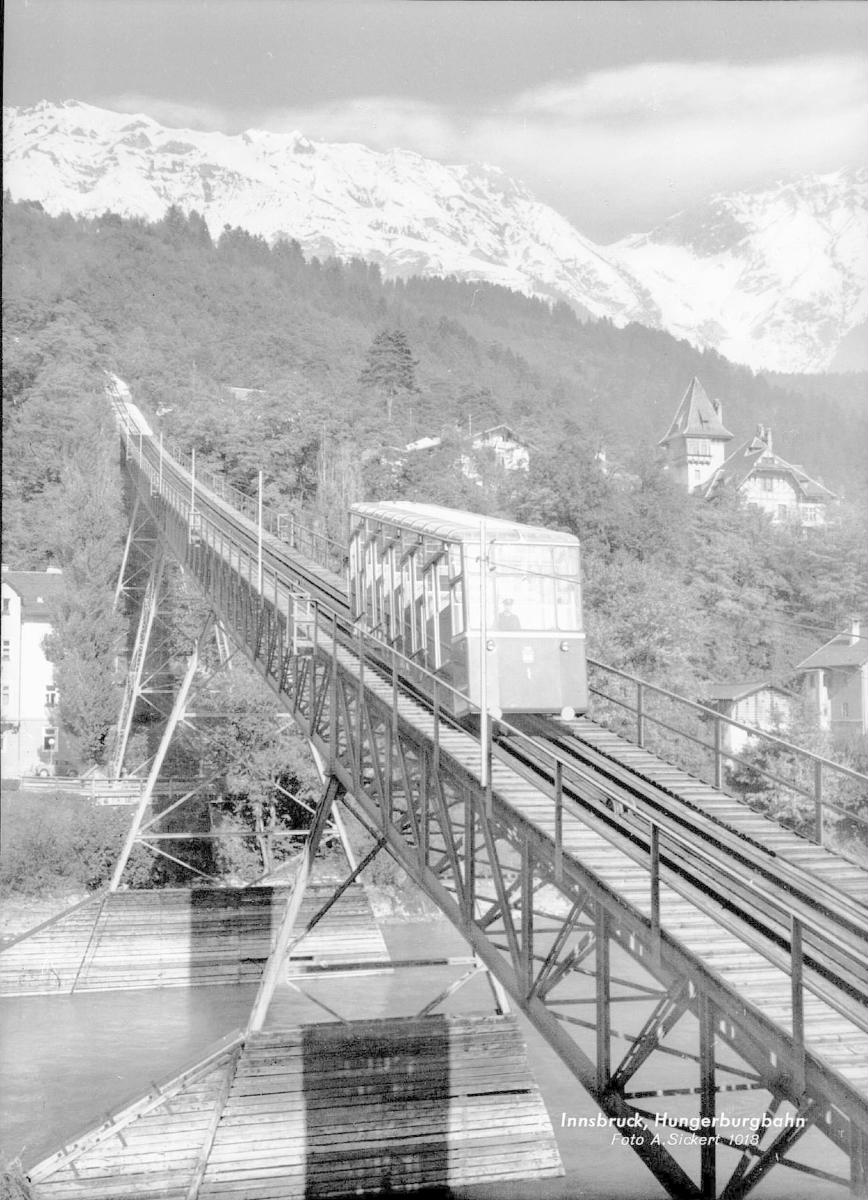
(3, 99, 866, 374)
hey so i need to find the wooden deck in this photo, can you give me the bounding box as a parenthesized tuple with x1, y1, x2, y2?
(28, 1015, 562, 1198)
(353, 656, 868, 1103)
(569, 717, 868, 903)
(0, 884, 388, 995)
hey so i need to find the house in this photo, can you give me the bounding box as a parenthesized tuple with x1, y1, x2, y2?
(704, 426, 837, 527)
(794, 618, 868, 740)
(701, 680, 795, 754)
(394, 425, 531, 483)
(469, 425, 530, 473)
(1, 566, 69, 778)
(658, 377, 734, 493)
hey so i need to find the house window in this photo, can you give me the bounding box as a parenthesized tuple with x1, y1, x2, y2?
(1, 640, 9, 662)
(1, 685, 9, 707)
(43, 727, 57, 752)
(45, 685, 58, 707)
(761, 477, 774, 491)
(1, 598, 9, 615)
(841, 702, 850, 719)
(688, 438, 711, 456)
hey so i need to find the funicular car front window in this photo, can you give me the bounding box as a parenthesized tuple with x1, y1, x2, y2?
(489, 544, 580, 631)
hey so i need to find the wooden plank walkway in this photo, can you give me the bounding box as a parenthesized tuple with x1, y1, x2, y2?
(29, 1016, 562, 1198)
(353, 654, 868, 1101)
(486, 743, 868, 1097)
(569, 717, 868, 903)
(0, 884, 388, 995)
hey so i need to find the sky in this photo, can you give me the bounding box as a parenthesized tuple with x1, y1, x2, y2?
(4, 0, 867, 240)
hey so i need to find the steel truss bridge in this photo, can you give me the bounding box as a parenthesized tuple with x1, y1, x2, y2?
(110, 398, 868, 1200)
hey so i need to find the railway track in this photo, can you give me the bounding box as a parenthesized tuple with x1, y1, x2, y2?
(113, 399, 868, 1188)
(496, 717, 867, 1024)
(123, 403, 868, 1011)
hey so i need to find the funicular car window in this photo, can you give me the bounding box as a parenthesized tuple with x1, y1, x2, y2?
(490, 544, 580, 631)
(385, 539, 399, 643)
(553, 545, 581, 630)
(424, 566, 438, 666)
(364, 541, 376, 624)
(448, 546, 465, 636)
(418, 541, 451, 668)
(349, 535, 361, 617)
(401, 553, 414, 652)
(437, 562, 452, 664)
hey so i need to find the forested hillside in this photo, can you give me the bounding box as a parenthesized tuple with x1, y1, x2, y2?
(2, 196, 866, 765)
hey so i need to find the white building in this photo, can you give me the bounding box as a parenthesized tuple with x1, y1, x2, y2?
(399, 424, 531, 484)
(704, 426, 837, 528)
(794, 619, 868, 740)
(470, 425, 530, 473)
(658, 378, 733, 493)
(1, 567, 68, 778)
(702, 680, 795, 754)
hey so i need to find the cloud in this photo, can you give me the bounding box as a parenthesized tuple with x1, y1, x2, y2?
(260, 56, 868, 238)
(98, 93, 237, 134)
(103, 55, 867, 240)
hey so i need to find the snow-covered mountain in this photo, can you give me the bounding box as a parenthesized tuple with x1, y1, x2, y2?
(609, 171, 868, 374)
(3, 100, 866, 373)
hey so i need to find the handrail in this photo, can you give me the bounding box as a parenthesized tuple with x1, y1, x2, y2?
(112, 394, 868, 856)
(113, 399, 345, 570)
(588, 659, 868, 851)
(118, 405, 868, 1073)
(590, 657, 867, 781)
(315, 604, 867, 1048)
(319, 603, 867, 947)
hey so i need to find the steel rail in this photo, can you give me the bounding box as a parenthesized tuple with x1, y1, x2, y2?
(494, 727, 868, 1029)
(526, 718, 868, 932)
(114, 417, 868, 1196)
(116, 404, 868, 987)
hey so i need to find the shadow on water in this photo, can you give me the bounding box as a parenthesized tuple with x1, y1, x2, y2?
(302, 1017, 450, 1199)
(186, 884, 282, 984)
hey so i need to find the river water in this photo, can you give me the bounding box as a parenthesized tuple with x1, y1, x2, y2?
(0, 919, 848, 1199)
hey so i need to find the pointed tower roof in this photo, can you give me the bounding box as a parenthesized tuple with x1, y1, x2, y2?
(658, 377, 734, 446)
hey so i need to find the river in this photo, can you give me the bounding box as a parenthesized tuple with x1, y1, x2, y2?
(0, 918, 848, 1199)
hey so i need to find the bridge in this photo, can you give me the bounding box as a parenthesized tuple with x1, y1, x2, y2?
(5, 389, 868, 1199)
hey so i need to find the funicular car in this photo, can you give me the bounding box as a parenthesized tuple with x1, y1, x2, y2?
(348, 502, 587, 720)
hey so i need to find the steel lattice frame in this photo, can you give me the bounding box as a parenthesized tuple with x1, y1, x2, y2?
(119, 442, 868, 1200)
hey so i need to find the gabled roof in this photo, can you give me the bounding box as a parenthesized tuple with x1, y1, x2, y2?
(1, 569, 65, 620)
(795, 630, 868, 671)
(658, 377, 733, 446)
(473, 424, 527, 446)
(703, 433, 837, 502)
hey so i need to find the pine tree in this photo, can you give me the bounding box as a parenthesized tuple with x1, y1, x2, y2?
(359, 329, 418, 421)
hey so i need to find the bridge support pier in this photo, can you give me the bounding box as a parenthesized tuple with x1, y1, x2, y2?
(248, 774, 343, 1032)
(109, 614, 213, 890)
(108, 401, 868, 1199)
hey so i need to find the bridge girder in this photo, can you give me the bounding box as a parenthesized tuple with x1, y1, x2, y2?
(118, 438, 868, 1199)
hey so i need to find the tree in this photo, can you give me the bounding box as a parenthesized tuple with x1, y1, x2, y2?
(196, 668, 321, 880)
(359, 329, 418, 422)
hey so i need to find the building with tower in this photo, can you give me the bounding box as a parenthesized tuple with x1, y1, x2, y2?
(658, 377, 734, 492)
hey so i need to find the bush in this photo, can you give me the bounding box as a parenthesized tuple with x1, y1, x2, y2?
(0, 792, 154, 894)
(0, 1158, 37, 1200)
